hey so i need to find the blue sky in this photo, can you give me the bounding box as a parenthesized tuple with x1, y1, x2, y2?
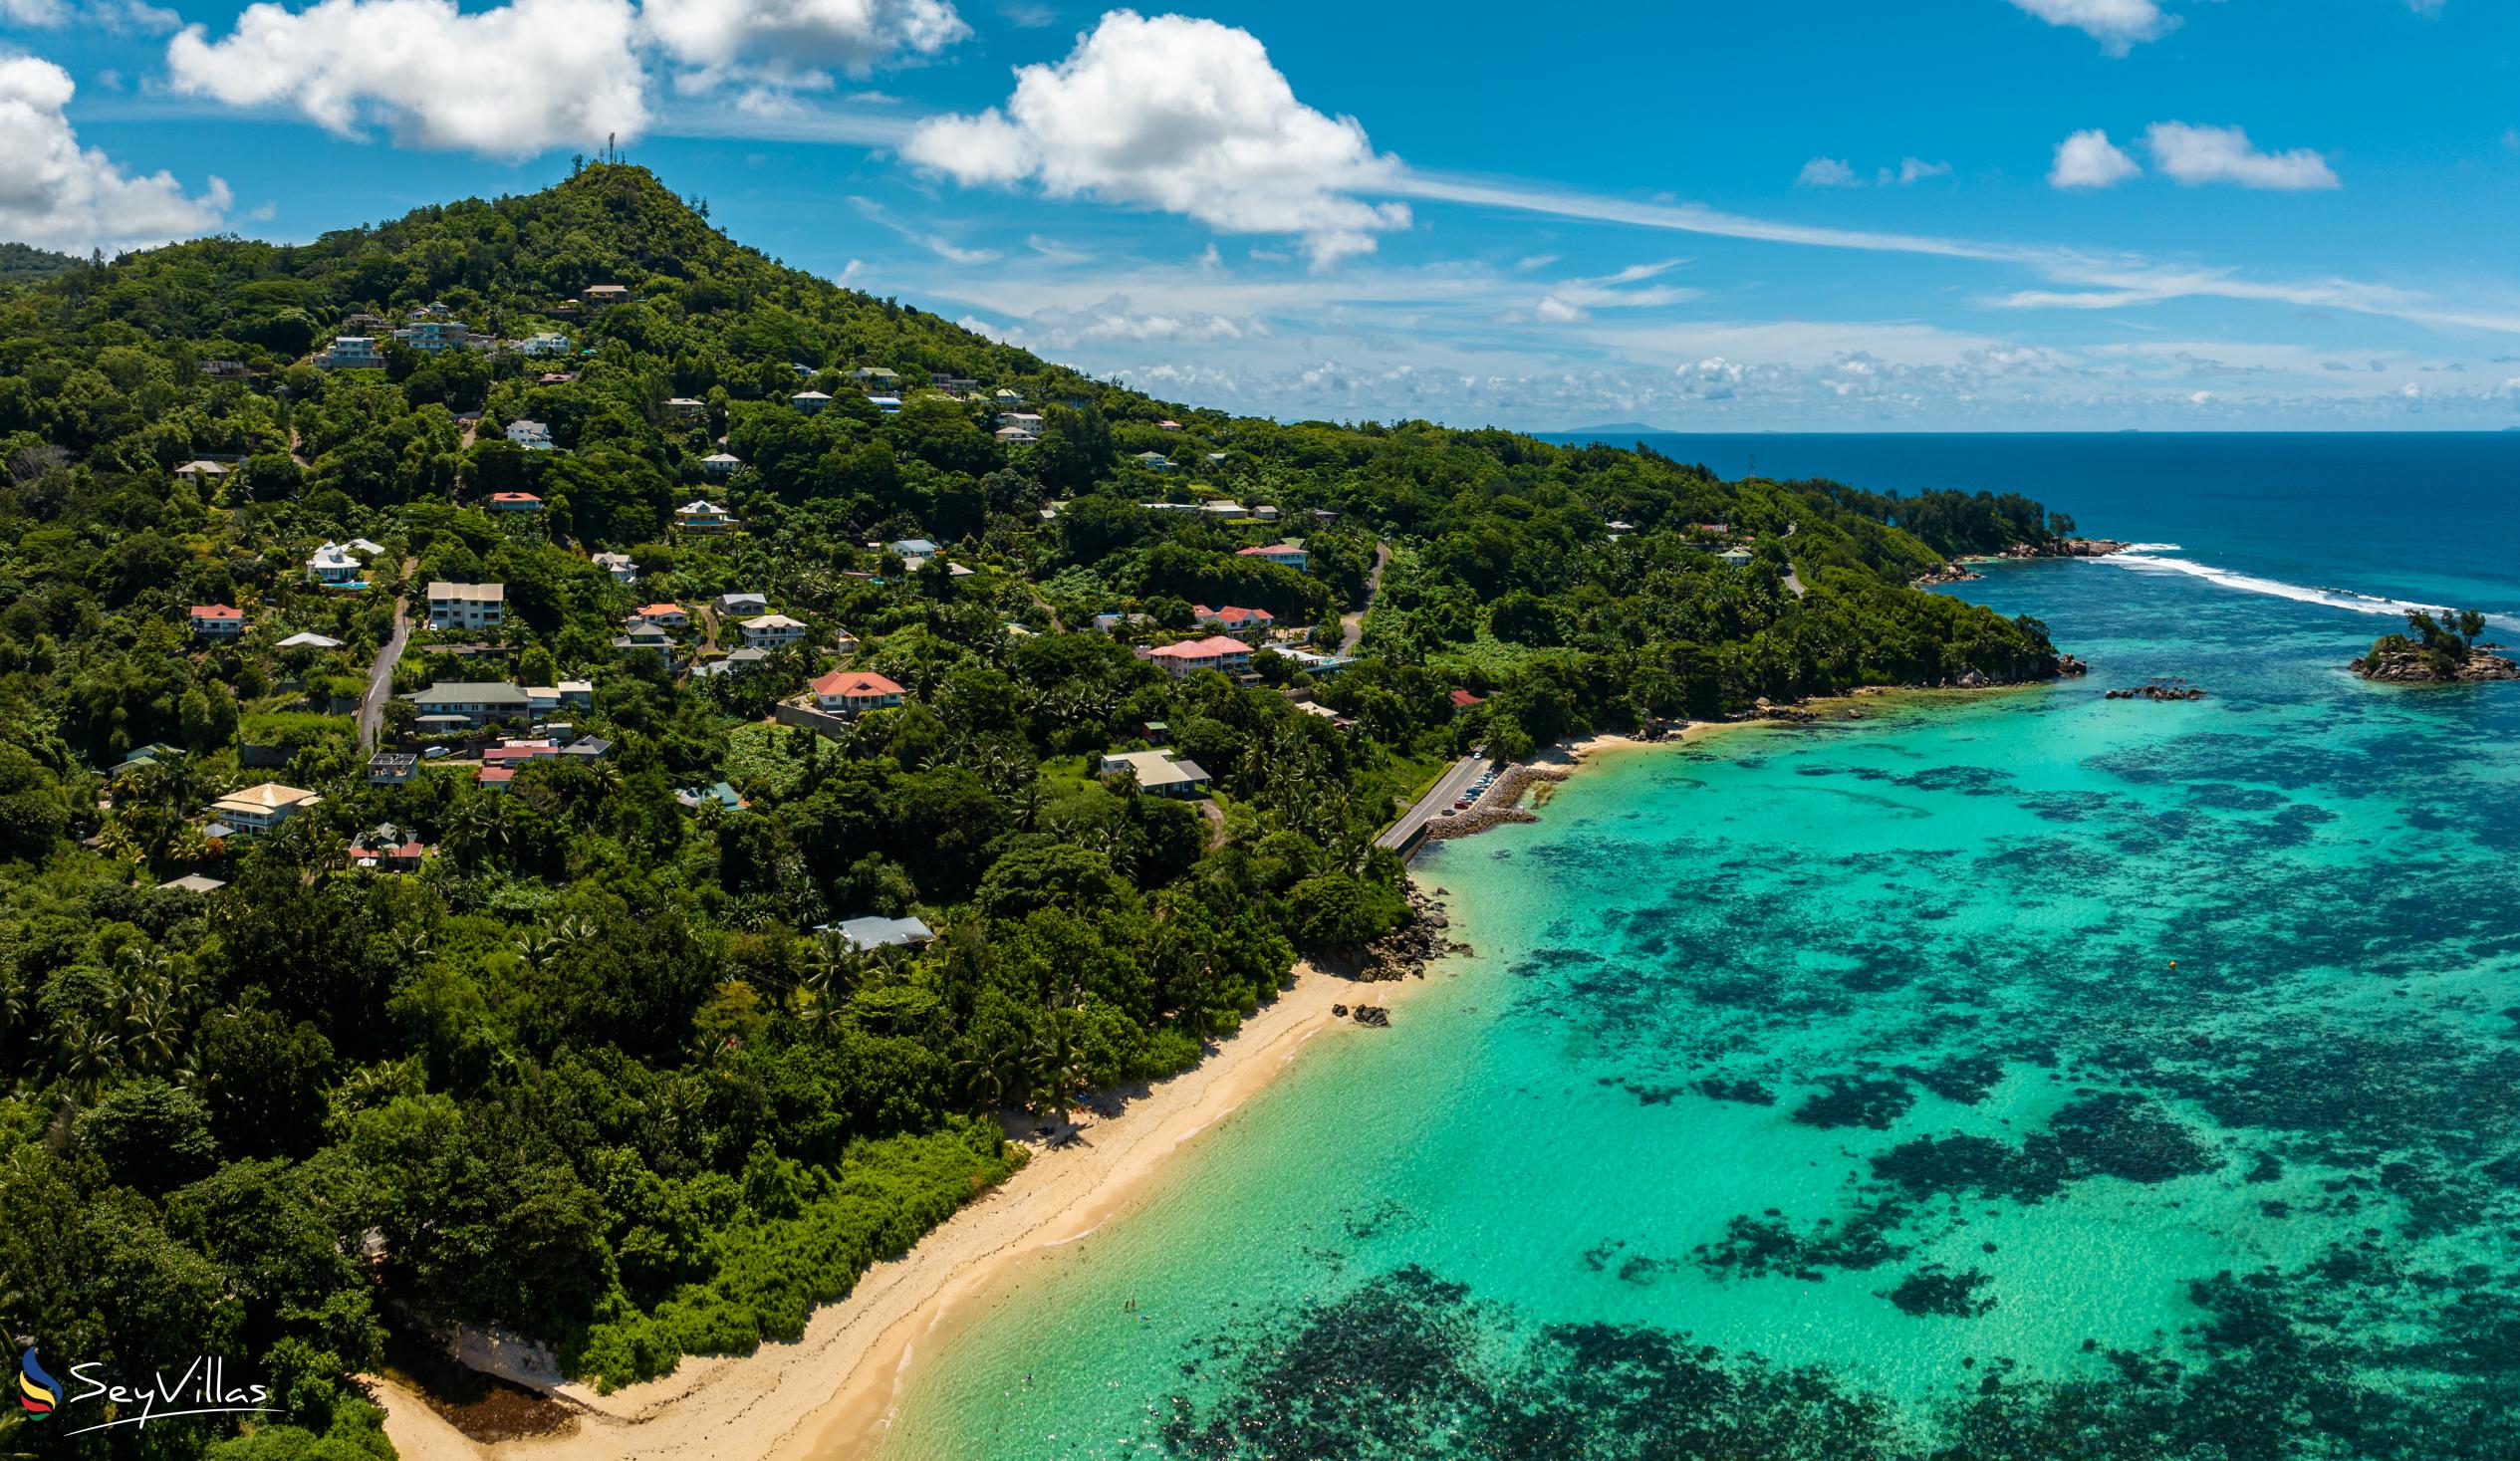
(8, 0, 2520, 430)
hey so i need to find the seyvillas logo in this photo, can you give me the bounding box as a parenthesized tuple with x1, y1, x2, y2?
(18, 1347, 60, 1416)
(15, 1350, 277, 1436)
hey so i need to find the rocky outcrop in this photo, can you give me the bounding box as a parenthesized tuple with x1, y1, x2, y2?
(1913, 562, 1984, 588)
(1353, 884, 1474, 982)
(1995, 538, 2129, 560)
(2107, 681, 2206, 701)
(2350, 644, 2520, 683)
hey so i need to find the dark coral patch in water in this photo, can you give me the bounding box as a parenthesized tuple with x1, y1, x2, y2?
(1882, 1264, 1997, 1318)
(1792, 1077, 1918, 1131)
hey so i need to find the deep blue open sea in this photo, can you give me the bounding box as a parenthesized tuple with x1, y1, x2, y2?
(871, 434, 2520, 1461)
(1545, 432, 2520, 623)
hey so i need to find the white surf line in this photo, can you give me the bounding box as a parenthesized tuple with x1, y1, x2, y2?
(2095, 549, 2520, 632)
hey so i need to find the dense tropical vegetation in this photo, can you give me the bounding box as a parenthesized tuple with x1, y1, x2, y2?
(0, 164, 2069, 1457)
(0, 242, 86, 285)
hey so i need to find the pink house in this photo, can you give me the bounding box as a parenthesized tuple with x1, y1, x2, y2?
(1193, 604, 1274, 638)
(1144, 635, 1252, 677)
(188, 605, 245, 638)
(810, 669, 906, 715)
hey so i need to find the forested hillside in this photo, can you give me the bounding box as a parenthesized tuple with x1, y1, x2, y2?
(0, 164, 2065, 1458)
(0, 241, 86, 286)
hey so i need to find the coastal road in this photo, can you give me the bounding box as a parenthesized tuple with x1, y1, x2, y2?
(359, 567, 414, 754)
(1376, 753, 1486, 853)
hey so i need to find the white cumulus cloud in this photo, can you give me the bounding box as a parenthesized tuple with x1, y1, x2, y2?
(2050, 128, 2142, 188)
(165, 0, 647, 158)
(2003, 0, 2173, 54)
(0, 52, 228, 250)
(640, 0, 967, 94)
(2143, 122, 2339, 190)
(900, 9, 1408, 267)
(1797, 157, 1858, 187)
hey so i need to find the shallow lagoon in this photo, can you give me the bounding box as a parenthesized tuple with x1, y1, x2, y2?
(877, 552, 2520, 1460)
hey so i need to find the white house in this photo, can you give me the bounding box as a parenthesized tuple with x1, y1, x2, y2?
(174, 460, 231, 483)
(700, 452, 743, 478)
(826, 914, 933, 952)
(410, 681, 530, 726)
(809, 670, 905, 716)
(208, 783, 322, 836)
(1143, 635, 1252, 677)
(1193, 604, 1275, 637)
(675, 500, 737, 534)
(739, 613, 809, 649)
(614, 624, 674, 657)
(1237, 543, 1309, 572)
(663, 397, 705, 422)
(188, 605, 245, 639)
(316, 337, 383, 370)
(504, 420, 554, 450)
(592, 552, 638, 583)
(716, 593, 769, 615)
(1098, 750, 1212, 799)
(306, 542, 368, 590)
(426, 582, 505, 631)
(518, 332, 572, 357)
(1717, 547, 1755, 568)
(790, 390, 832, 414)
(276, 631, 343, 650)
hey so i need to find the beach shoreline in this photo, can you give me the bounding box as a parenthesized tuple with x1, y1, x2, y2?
(368, 958, 1448, 1461)
(367, 701, 2034, 1461)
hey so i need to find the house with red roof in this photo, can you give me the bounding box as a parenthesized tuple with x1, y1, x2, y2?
(1192, 605, 1275, 638)
(1236, 543, 1308, 572)
(1448, 689, 1486, 712)
(488, 491, 543, 512)
(347, 831, 433, 872)
(809, 670, 905, 716)
(628, 603, 689, 629)
(476, 765, 518, 791)
(188, 604, 245, 639)
(1143, 635, 1252, 677)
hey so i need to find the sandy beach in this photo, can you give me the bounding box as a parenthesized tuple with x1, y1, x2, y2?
(368, 723, 1772, 1461)
(369, 958, 1439, 1461)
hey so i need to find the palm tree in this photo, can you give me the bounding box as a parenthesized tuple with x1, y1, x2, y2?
(1024, 975, 1094, 1120)
(55, 1022, 122, 1098)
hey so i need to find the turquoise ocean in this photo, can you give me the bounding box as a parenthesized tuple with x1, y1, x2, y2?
(872, 434, 2520, 1460)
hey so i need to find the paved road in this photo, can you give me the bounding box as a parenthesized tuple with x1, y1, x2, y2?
(1338, 540, 1392, 656)
(1376, 753, 1486, 853)
(359, 574, 413, 754)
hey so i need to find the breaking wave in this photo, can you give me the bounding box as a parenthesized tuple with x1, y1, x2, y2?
(2097, 549, 2520, 632)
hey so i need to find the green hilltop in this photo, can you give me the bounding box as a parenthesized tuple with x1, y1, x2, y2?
(0, 163, 2069, 1458)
